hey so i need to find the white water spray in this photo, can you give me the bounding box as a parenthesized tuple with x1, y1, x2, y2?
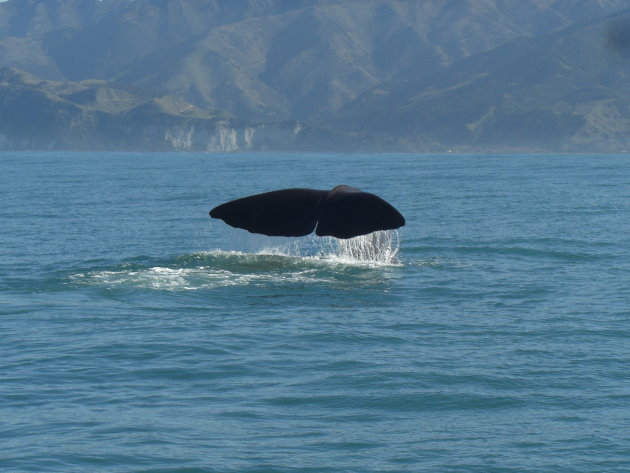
(229, 227, 401, 265)
(321, 230, 401, 265)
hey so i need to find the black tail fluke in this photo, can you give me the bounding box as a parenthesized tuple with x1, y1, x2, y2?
(209, 188, 327, 237)
(315, 185, 405, 239)
(210, 185, 405, 239)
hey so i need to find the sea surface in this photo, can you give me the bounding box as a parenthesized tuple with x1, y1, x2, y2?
(1, 152, 630, 473)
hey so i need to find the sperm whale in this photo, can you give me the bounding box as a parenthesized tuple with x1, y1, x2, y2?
(209, 185, 405, 239)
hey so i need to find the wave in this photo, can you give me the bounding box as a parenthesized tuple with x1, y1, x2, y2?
(67, 231, 402, 291)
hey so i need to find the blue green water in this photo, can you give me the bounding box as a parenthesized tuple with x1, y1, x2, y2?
(1, 152, 630, 473)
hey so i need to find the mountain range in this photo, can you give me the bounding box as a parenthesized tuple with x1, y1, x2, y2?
(1, 0, 630, 152)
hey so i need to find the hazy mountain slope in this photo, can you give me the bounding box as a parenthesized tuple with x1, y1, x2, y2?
(0, 0, 122, 39)
(335, 7, 630, 151)
(1, 0, 630, 151)
(115, 0, 630, 120)
(0, 0, 323, 81)
(0, 0, 124, 79)
(0, 66, 206, 148)
(2, 0, 629, 123)
(0, 66, 309, 151)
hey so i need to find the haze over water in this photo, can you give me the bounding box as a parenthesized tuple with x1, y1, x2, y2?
(2, 152, 630, 473)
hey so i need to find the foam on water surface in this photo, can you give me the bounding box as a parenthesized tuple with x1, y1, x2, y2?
(68, 230, 402, 291)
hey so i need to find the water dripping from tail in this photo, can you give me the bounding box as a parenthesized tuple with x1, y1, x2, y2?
(320, 230, 401, 265)
(227, 228, 402, 266)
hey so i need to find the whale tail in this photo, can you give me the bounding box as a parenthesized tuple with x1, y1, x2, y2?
(209, 185, 405, 239)
(209, 188, 326, 237)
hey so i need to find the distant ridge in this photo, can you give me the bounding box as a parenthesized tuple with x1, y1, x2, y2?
(1, 0, 630, 152)
(0, 67, 310, 151)
(331, 7, 630, 152)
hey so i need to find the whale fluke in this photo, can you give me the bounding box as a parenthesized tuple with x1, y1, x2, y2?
(209, 185, 405, 239)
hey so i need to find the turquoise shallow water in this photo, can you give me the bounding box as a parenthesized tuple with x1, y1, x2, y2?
(1, 152, 630, 473)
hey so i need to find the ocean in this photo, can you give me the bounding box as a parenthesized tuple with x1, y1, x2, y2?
(1, 152, 629, 473)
